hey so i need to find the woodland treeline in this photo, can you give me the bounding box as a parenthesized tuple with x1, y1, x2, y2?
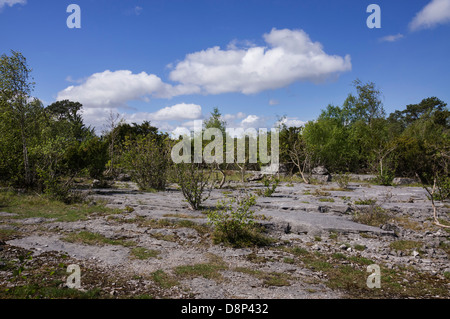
(1, 50, 449, 205)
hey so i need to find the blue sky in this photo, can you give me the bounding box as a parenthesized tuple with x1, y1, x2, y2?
(1, 0, 449, 134)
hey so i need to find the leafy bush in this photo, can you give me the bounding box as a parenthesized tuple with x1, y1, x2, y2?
(352, 203, 391, 227)
(207, 194, 273, 247)
(173, 162, 214, 210)
(256, 176, 280, 197)
(374, 168, 395, 186)
(334, 172, 351, 189)
(433, 175, 450, 201)
(121, 135, 171, 191)
(0, 188, 15, 208)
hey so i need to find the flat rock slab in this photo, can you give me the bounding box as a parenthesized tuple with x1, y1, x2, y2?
(88, 183, 409, 237)
(7, 235, 130, 266)
(260, 209, 394, 236)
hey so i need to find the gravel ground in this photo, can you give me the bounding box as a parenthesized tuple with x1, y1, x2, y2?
(1, 178, 449, 299)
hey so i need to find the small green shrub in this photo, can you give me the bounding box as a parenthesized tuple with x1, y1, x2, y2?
(0, 189, 14, 208)
(121, 135, 172, 191)
(375, 168, 395, 186)
(389, 240, 423, 252)
(174, 162, 215, 210)
(207, 194, 273, 248)
(433, 175, 450, 201)
(352, 205, 391, 227)
(354, 198, 377, 205)
(256, 176, 280, 197)
(334, 172, 351, 189)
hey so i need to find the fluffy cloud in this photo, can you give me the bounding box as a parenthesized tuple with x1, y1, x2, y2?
(241, 115, 261, 126)
(223, 112, 246, 123)
(277, 117, 306, 128)
(169, 28, 351, 95)
(146, 103, 202, 121)
(409, 0, 450, 31)
(56, 28, 350, 135)
(81, 103, 203, 135)
(269, 99, 279, 106)
(56, 70, 173, 109)
(0, 0, 26, 9)
(56, 28, 351, 113)
(379, 33, 404, 43)
(134, 6, 143, 16)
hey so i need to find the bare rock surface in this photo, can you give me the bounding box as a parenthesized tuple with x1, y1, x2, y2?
(2, 178, 449, 299)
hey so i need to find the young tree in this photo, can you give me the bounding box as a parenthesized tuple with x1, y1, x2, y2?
(279, 122, 311, 183)
(46, 99, 89, 141)
(342, 79, 385, 126)
(204, 107, 228, 188)
(173, 160, 215, 210)
(103, 110, 124, 178)
(121, 133, 172, 191)
(0, 51, 35, 186)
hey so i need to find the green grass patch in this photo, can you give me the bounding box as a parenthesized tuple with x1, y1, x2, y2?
(312, 189, 331, 197)
(175, 263, 224, 280)
(329, 232, 338, 240)
(174, 254, 227, 281)
(331, 252, 347, 260)
(283, 257, 295, 264)
(348, 256, 374, 265)
(277, 243, 450, 298)
(289, 246, 309, 256)
(2, 284, 102, 299)
(354, 199, 377, 205)
(130, 247, 160, 260)
(0, 227, 20, 241)
(0, 191, 121, 222)
(309, 260, 332, 271)
(151, 270, 179, 288)
(150, 232, 178, 242)
(211, 225, 275, 248)
(234, 267, 292, 287)
(352, 206, 391, 227)
(389, 240, 423, 253)
(318, 197, 335, 202)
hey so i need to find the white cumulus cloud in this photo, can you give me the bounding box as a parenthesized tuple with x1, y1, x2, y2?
(269, 99, 279, 106)
(0, 0, 26, 10)
(379, 33, 404, 43)
(146, 103, 202, 121)
(169, 28, 352, 95)
(81, 103, 203, 135)
(409, 0, 450, 31)
(56, 28, 351, 113)
(277, 117, 306, 128)
(56, 70, 173, 109)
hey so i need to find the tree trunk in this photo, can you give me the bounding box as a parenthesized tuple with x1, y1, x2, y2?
(20, 120, 31, 187)
(218, 167, 226, 189)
